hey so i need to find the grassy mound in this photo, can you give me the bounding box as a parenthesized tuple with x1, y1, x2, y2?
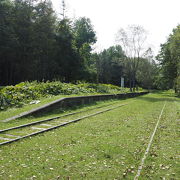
(0, 81, 129, 110)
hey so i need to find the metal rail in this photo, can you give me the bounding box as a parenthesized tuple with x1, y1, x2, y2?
(0, 101, 122, 133)
(0, 103, 128, 146)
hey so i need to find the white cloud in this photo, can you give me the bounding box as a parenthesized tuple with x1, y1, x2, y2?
(52, 0, 180, 55)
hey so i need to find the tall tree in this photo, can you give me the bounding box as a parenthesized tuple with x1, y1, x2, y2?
(31, 0, 56, 81)
(136, 58, 157, 89)
(60, 0, 66, 19)
(96, 45, 125, 85)
(116, 25, 148, 91)
(0, 1, 100, 85)
(0, 0, 15, 85)
(55, 18, 80, 82)
(0, 0, 34, 85)
(73, 17, 97, 79)
(73, 17, 96, 50)
(156, 25, 180, 94)
(12, 0, 35, 82)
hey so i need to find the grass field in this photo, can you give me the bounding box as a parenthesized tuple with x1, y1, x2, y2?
(0, 94, 66, 121)
(0, 91, 179, 179)
(0, 93, 112, 122)
(0, 92, 129, 122)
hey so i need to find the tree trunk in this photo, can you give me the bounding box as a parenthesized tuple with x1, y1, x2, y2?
(129, 78, 132, 92)
(132, 79, 135, 92)
(132, 73, 136, 92)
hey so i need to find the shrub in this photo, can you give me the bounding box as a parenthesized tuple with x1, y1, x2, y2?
(175, 76, 180, 97)
(0, 81, 130, 110)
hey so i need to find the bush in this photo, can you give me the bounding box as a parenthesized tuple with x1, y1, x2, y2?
(0, 81, 130, 110)
(175, 76, 180, 97)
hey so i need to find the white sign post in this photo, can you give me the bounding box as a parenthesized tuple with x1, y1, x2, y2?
(121, 77, 124, 88)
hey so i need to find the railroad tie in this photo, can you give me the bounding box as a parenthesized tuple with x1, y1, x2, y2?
(31, 127, 47, 130)
(4, 134, 21, 138)
(0, 137, 13, 141)
(41, 124, 53, 127)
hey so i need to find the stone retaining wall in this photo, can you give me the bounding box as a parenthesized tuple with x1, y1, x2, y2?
(3, 92, 148, 122)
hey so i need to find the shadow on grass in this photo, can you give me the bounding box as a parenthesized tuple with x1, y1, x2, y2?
(137, 91, 180, 103)
(137, 96, 176, 102)
(150, 90, 179, 97)
(26, 100, 108, 119)
(25, 98, 128, 119)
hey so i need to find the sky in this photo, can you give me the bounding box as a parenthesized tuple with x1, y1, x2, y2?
(51, 0, 180, 56)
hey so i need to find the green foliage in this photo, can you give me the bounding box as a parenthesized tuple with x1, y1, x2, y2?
(1, 0, 161, 91)
(175, 76, 180, 97)
(136, 58, 158, 89)
(0, 81, 129, 110)
(96, 45, 125, 85)
(77, 83, 128, 94)
(73, 17, 97, 80)
(156, 25, 180, 90)
(0, 0, 154, 90)
(55, 18, 80, 81)
(73, 17, 97, 49)
(0, 1, 97, 85)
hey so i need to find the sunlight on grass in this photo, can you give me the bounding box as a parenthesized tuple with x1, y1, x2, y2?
(0, 91, 179, 179)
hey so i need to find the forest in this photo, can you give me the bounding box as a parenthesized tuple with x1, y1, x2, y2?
(0, 0, 179, 95)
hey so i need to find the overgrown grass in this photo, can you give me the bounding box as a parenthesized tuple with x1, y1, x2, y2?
(0, 94, 65, 122)
(0, 81, 130, 111)
(0, 81, 132, 121)
(0, 92, 179, 179)
(0, 98, 131, 130)
(140, 96, 180, 179)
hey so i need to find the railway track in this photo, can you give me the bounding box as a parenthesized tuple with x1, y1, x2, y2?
(0, 102, 128, 146)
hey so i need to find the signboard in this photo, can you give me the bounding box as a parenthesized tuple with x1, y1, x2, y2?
(121, 77, 124, 88)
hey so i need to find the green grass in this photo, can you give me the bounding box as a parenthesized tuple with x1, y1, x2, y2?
(0, 98, 131, 130)
(140, 97, 180, 179)
(0, 81, 131, 111)
(0, 92, 179, 179)
(0, 94, 66, 121)
(0, 93, 112, 122)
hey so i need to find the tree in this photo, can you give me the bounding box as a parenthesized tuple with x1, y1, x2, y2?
(31, 0, 56, 81)
(73, 17, 97, 79)
(156, 25, 180, 94)
(95, 45, 125, 85)
(55, 18, 80, 82)
(116, 25, 148, 91)
(0, 0, 17, 85)
(60, 0, 66, 19)
(0, 0, 35, 85)
(136, 58, 157, 89)
(0, 0, 99, 85)
(73, 17, 96, 50)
